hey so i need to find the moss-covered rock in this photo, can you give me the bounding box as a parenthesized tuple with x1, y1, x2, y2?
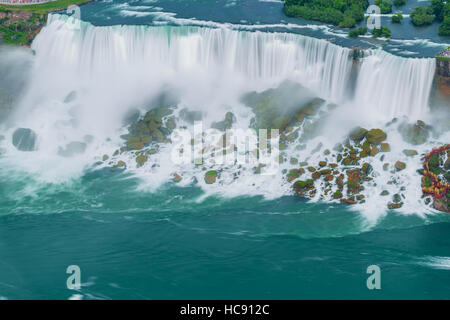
(402, 149, 418, 157)
(370, 146, 380, 157)
(136, 154, 148, 167)
(116, 160, 126, 168)
(366, 129, 387, 144)
(205, 170, 218, 184)
(287, 169, 300, 182)
(349, 127, 368, 143)
(380, 143, 390, 152)
(241, 81, 324, 132)
(395, 161, 406, 171)
(173, 173, 182, 183)
(399, 120, 430, 145)
(333, 190, 343, 199)
(293, 179, 315, 196)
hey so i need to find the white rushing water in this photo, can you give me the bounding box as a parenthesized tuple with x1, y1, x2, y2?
(0, 14, 446, 220)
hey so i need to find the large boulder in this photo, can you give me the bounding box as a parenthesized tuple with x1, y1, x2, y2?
(366, 129, 387, 144)
(205, 170, 218, 184)
(12, 128, 37, 151)
(349, 127, 368, 143)
(399, 120, 430, 145)
(241, 80, 321, 132)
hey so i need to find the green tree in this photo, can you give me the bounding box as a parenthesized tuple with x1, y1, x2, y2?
(410, 6, 435, 26)
(349, 27, 367, 37)
(375, 0, 393, 14)
(372, 26, 392, 38)
(393, 0, 406, 6)
(392, 13, 404, 23)
(439, 16, 450, 36)
(431, 0, 445, 21)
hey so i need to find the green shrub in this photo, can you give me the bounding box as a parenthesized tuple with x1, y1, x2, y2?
(439, 16, 450, 36)
(393, 0, 406, 6)
(284, 0, 369, 27)
(375, 0, 393, 14)
(349, 27, 367, 37)
(410, 6, 435, 26)
(392, 13, 403, 23)
(372, 26, 392, 38)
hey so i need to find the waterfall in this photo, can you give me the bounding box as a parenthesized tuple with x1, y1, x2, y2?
(354, 49, 435, 120)
(32, 14, 354, 102)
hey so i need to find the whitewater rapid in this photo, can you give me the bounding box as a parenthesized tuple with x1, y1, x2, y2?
(0, 14, 447, 221)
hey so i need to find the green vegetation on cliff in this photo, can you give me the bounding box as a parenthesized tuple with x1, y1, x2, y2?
(284, 0, 369, 28)
(0, 0, 91, 14)
(0, 10, 45, 45)
(0, 0, 90, 45)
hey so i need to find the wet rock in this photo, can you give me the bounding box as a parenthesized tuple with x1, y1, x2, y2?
(173, 173, 182, 183)
(403, 149, 418, 157)
(293, 179, 315, 196)
(102, 154, 109, 161)
(136, 154, 148, 167)
(395, 161, 406, 171)
(287, 169, 300, 182)
(349, 127, 368, 143)
(380, 143, 390, 152)
(361, 163, 373, 176)
(370, 146, 380, 157)
(366, 129, 387, 144)
(333, 190, 342, 199)
(388, 202, 403, 209)
(399, 120, 430, 145)
(312, 171, 321, 179)
(152, 129, 165, 143)
(242, 81, 320, 132)
(380, 190, 389, 196)
(393, 194, 402, 203)
(341, 197, 357, 205)
(12, 128, 37, 151)
(116, 160, 126, 168)
(205, 170, 218, 184)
